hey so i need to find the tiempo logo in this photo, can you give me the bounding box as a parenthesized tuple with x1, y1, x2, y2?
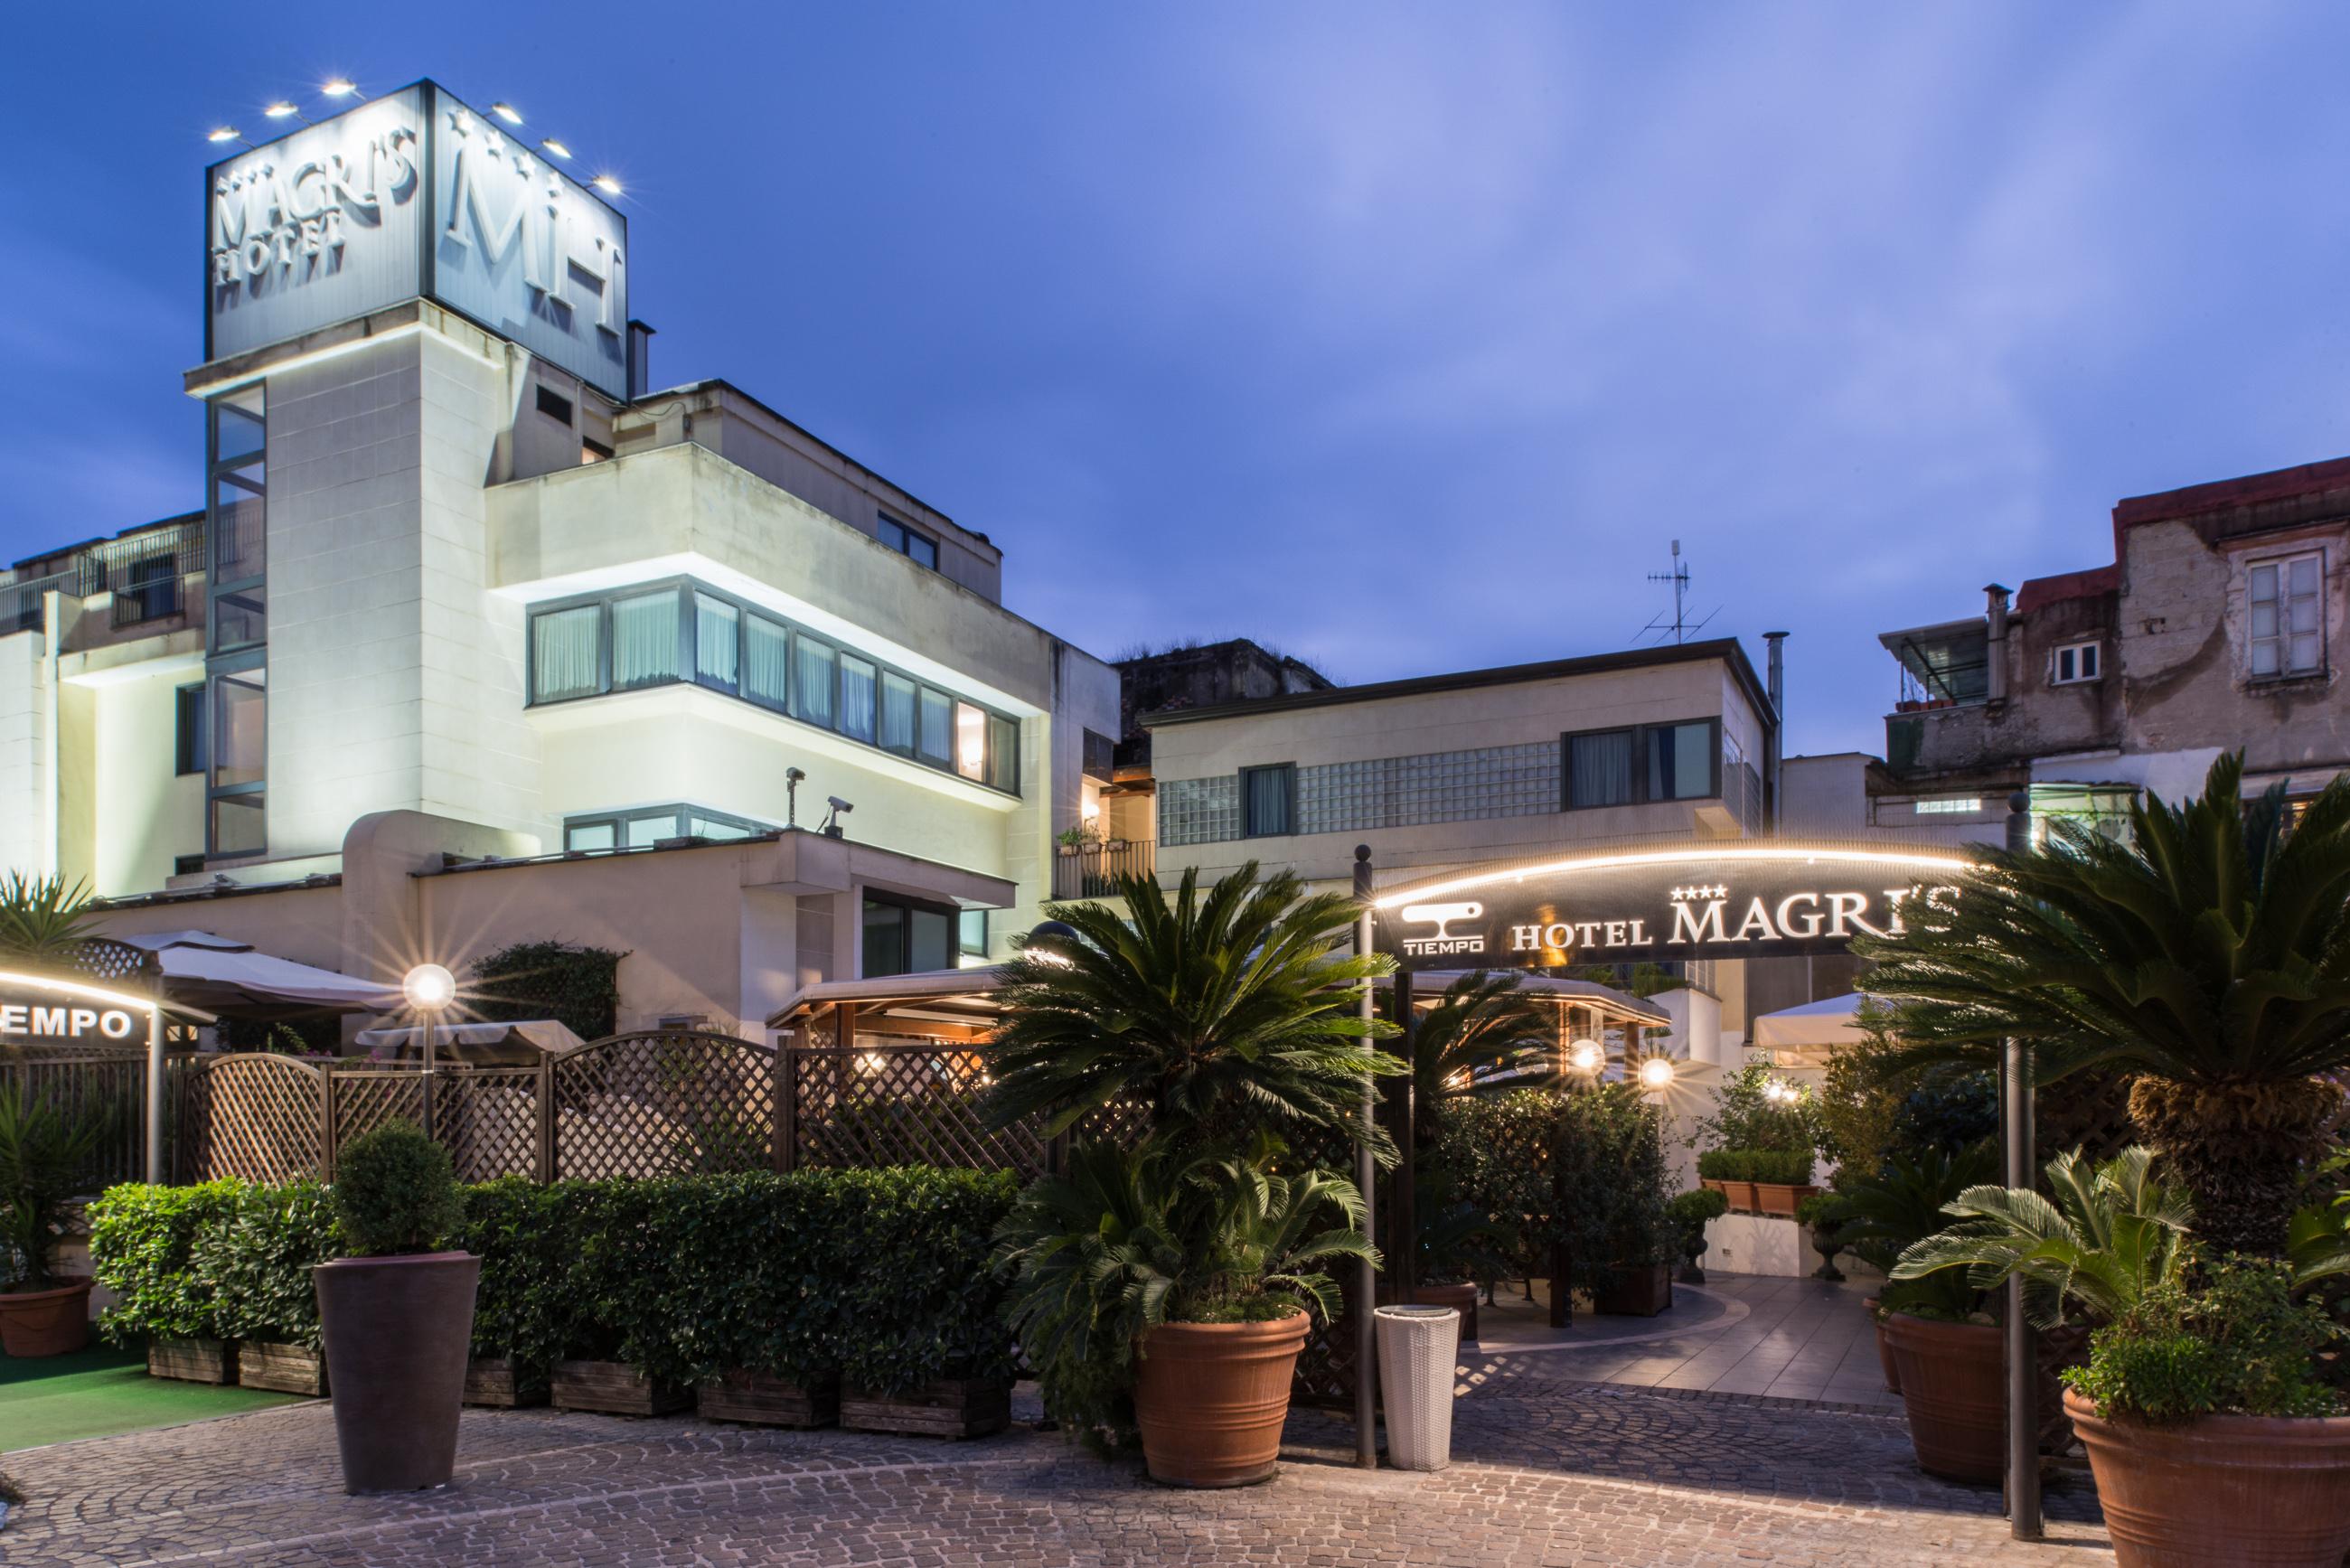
(1396, 900, 1486, 959)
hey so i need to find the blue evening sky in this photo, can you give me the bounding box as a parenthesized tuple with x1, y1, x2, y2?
(7, 5, 2347, 756)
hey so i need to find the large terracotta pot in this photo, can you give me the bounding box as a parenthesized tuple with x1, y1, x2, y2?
(0, 1276, 92, 1357)
(314, 1252, 481, 1494)
(1133, 1311, 1311, 1487)
(1880, 1313, 2002, 1483)
(1412, 1282, 1480, 1347)
(1860, 1298, 1899, 1394)
(2064, 1389, 2350, 1567)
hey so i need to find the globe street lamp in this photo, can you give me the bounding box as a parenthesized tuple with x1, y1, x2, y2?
(403, 963, 456, 1140)
(1638, 1055, 1676, 1094)
(1567, 1038, 1606, 1077)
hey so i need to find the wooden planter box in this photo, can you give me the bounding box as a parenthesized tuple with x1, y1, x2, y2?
(840, 1376, 1011, 1439)
(1700, 1177, 1758, 1213)
(550, 1358, 692, 1416)
(1592, 1263, 1674, 1317)
(148, 1338, 234, 1384)
(1754, 1182, 1820, 1217)
(239, 1340, 327, 1396)
(696, 1369, 840, 1428)
(465, 1357, 549, 1408)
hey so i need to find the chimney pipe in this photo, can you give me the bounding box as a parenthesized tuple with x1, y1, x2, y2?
(1762, 632, 1788, 832)
(1984, 584, 2012, 705)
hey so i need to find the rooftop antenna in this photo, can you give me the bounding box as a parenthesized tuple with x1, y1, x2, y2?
(1637, 539, 1720, 645)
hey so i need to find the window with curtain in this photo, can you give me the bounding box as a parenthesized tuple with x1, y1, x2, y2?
(794, 634, 837, 727)
(1566, 729, 1635, 808)
(954, 702, 987, 780)
(880, 671, 916, 754)
(839, 654, 877, 743)
(611, 589, 681, 689)
(533, 606, 605, 704)
(918, 687, 953, 765)
(1241, 763, 1294, 837)
(1647, 721, 1715, 801)
(744, 614, 791, 710)
(693, 593, 738, 691)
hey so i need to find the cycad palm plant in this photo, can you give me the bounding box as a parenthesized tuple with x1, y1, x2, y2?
(983, 862, 1401, 1158)
(0, 873, 104, 968)
(1891, 1146, 2193, 1328)
(993, 1136, 1375, 1444)
(1859, 754, 2350, 1257)
(1385, 970, 1552, 1148)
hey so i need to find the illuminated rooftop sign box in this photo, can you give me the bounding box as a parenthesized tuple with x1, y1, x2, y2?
(204, 80, 629, 398)
(1376, 843, 1977, 970)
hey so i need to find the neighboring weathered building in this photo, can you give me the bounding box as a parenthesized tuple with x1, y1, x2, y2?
(1877, 455, 2348, 827)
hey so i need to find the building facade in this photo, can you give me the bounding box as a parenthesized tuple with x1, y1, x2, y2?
(2, 82, 1117, 1038)
(1141, 637, 1778, 1054)
(1876, 454, 2349, 827)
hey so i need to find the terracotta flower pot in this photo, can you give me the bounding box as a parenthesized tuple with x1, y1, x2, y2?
(314, 1252, 481, 1494)
(0, 1276, 92, 1357)
(1133, 1311, 1311, 1488)
(1754, 1182, 1819, 1217)
(1861, 1298, 1900, 1394)
(2064, 1389, 2350, 1567)
(1412, 1282, 1480, 1347)
(1880, 1312, 2002, 1483)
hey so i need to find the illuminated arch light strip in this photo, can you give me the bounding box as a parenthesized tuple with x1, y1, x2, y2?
(0, 970, 215, 1022)
(1370, 843, 1979, 911)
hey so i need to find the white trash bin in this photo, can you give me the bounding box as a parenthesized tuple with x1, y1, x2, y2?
(1375, 1304, 1461, 1470)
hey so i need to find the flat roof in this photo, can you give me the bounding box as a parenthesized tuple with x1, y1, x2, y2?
(1142, 637, 1772, 728)
(2114, 453, 2350, 530)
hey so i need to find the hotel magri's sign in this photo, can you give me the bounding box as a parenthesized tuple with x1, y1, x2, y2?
(205, 81, 629, 397)
(1376, 843, 1976, 970)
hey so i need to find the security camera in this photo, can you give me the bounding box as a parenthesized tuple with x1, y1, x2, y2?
(819, 795, 855, 839)
(785, 767, 806, 783)
(827, 796, 853, 814)
(785, 767, 808, 827)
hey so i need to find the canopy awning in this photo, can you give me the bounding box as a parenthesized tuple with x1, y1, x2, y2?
(767, 966, 1010, 1034)
(113, 930, 405, 1016)
(354, 1019, 586, 1064)
(1751, 992, 1872, 1052)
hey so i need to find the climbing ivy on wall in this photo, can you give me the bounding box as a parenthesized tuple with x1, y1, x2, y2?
(469, 941, 628, 1041)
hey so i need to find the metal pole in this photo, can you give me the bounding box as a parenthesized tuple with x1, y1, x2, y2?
(419, 1014, 437, 1142)
(1999, 788, 2040, 1539)
(1352, 844, 1379, 1470)
(144, 1000, 165, 1185)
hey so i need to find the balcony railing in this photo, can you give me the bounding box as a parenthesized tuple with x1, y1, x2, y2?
(1053, 839, 1156, 901)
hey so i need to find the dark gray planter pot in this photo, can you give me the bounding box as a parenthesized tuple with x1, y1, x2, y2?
(314, 1252, 481, 1494)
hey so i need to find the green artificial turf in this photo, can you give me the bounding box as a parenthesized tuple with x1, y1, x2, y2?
(1, 1342, 311, 1452)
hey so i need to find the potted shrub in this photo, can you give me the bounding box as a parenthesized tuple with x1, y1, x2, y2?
(1795, 1191, 1848, 1281)
(1838, 1141, 2004, 1480)
(1888, 1145, 2191, 1488)
(89, 1181, 237, 1382)
(2061, 1257, 2350, 1568)
(0, 1085, 114, 1357)
(999, 1136, 1372, 1485)
(833, 1168, 1020, 1438)
(1558, 1082, 1677, 1316)
(314, 1122, 478, 1493)
(986, 861, 1400, 1485)
(212, 1181, 338, 1395)
(1695, 1150, 1757, 1214)
(545, 1181, 693, 1416)
(1667, 1188, 1728, 1284)
(1751, 1149, 1819, 1216)
(456, 1178, 558, 1408)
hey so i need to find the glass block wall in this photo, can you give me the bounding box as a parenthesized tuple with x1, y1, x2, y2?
(1161, 739, 1562, 846)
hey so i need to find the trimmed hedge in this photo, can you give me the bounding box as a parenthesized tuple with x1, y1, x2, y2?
(1696, 1148, 1816, 1185)
(93, 1168, 1020, 1396)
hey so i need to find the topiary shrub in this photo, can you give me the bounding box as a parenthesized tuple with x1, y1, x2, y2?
(1697, 1148, 1816, 1186)
(332, 1123, 462, 1257)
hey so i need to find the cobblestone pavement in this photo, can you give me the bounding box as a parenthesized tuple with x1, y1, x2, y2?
(3, 1356, 2110, 1566)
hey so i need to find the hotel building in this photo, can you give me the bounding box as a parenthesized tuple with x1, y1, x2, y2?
(1, 82, 1117, 1038)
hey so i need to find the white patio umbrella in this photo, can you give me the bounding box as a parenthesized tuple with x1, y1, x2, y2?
(111, 930, 405, 1015)
(1750, 992, 1873, 1056)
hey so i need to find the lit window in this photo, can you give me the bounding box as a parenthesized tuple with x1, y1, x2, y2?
(2051, 640, 2101, 685)
(954, 701, 987, 781)
(1913, 797, 1983, 815)
(2251, 552, 2325, 677)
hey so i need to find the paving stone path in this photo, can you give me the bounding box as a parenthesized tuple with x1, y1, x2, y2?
(2, 1355, 2109, 1566)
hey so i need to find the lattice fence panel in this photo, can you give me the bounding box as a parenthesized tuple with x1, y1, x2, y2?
(180, 1054, 324, 1182)
(439, 1067, 542, 1181)
(553, 1031, 776, 1180)
(792, 1047, 1046, 1176)
(0, 1047, 150, 1189)
(330, 1071, 427, 1171)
